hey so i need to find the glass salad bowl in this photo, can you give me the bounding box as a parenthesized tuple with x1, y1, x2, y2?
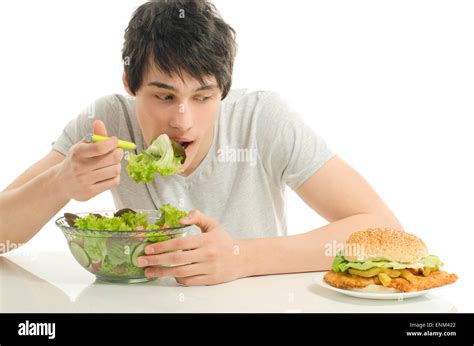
(55, 208, 191, 284)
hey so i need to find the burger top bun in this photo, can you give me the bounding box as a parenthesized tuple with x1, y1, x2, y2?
(343, 228, 429, 263)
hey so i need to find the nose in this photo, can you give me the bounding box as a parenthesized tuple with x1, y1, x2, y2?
(169, 102, 193, 132)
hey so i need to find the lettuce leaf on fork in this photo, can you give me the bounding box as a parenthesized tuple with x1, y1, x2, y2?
(126, 134, 186, 183)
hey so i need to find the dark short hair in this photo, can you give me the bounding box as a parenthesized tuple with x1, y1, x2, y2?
(122, 0, 237, 99)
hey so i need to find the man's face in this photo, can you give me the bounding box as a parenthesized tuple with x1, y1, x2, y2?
(125, 63, 222, 176)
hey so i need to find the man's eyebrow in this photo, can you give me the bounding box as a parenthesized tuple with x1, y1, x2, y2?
(147, 81, 218, 92)
(194, 84, 218, 92)
(147, 81, 177, 91)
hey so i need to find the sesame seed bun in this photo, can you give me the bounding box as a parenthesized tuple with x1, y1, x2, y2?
(343, 228, 428, 263)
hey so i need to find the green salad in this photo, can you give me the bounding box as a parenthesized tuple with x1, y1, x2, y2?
(126, 134, 186, 183)
(65, 204, 188, 279)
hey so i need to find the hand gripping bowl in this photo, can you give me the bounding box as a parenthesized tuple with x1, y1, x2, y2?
(55, 209, 191, 283)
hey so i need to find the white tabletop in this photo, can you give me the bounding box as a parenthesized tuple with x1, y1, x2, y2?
(0, 251, 469, 313)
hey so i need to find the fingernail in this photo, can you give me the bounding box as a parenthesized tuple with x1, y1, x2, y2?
(180, 217, 190, 223)
(145, 246, 154, 255)
(138, 258, 148, 266)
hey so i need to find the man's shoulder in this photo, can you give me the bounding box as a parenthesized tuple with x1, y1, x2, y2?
(91, 93, 134, 112)
(223, 89, 292, 126)
(74, 94, 134, 134)
(89, 93, 136, 120)
(223, 88, 282, 107)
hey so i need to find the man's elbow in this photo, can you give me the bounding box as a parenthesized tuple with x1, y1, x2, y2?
(372, 211, 404, 230)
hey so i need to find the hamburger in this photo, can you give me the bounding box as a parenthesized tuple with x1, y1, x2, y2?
(324, 228, 458, 292)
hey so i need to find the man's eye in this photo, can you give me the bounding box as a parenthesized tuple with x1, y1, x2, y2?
(196, 96, 211, 102)
(155, 95, 173, 101)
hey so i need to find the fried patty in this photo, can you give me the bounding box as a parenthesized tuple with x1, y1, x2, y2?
(324, 269, 458, 292)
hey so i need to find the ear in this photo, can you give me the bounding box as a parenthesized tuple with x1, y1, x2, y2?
(122, 70, 134, 96)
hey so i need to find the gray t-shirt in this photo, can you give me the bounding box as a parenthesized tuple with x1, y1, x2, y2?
(52, 89, 335, 239)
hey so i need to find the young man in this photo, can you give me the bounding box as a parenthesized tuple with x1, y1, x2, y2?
(0, 0, 402, 286)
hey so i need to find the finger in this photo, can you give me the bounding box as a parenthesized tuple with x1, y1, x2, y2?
(87, 164, 121, 184)
(179, 210, 218, 233)
(145, 234, 204, 255)
(136, 248, 204, 267)
(145, 263, 208, 278)
(77, 137, 118, 158)
(89, 175, 120, 195)
(176, 275, 212, 286)
(87, 149, 124, 171)
(93, 120, 108, 136)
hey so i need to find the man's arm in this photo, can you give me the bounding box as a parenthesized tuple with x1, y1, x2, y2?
(0, 150, 70, 252)
(0, 121, 124, 254)
(238, 155, 403, 277)
(134, 155, 403, 286)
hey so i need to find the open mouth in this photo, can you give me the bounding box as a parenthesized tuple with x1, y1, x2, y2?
(168, 136, 194, 160)
(178, 141, 193, 150)
(176, 141, 194, 150)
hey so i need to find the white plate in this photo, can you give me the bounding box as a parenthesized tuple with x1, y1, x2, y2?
(316, 273, 451, 300)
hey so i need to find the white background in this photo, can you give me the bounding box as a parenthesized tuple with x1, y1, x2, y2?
(0, 0, 473, 288)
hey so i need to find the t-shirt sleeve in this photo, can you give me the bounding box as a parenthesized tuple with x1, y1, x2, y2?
(255, 91, 336, 191)
(51, 95, 122, 156)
